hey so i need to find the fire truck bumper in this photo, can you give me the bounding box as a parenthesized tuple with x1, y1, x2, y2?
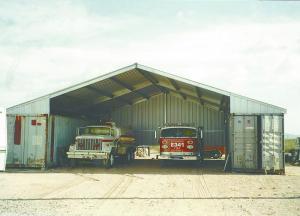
(67, 151, 109, 160)
(158, 154, 201, 161)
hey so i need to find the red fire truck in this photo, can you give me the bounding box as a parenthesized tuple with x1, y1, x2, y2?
(158, 125, 204, 163)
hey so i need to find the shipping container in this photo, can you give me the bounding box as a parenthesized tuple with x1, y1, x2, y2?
(6, 114, 89, 168)
(229, 114, 284, 174)
(0, 108, 7, 171)
(6, 114, 48, 168)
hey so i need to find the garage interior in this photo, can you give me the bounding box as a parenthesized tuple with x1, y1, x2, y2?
(50, 65, 229, 160)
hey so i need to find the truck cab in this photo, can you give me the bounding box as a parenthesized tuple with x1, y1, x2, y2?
(158, 125, 204, 162)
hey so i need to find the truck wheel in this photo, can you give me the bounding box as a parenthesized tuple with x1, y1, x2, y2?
(210, 150, 222, 159)
(105, 153, 115, 169)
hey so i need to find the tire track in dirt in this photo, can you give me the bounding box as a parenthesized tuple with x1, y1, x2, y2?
(115, 176, 134, 197)
(103, 175, 127, 198)
(193, 168, 211, 198)
(41, 177, 88, 199)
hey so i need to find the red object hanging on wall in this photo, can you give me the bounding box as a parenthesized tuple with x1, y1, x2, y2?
(14, 116, 22, 145)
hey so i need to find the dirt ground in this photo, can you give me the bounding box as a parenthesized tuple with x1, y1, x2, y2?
(0, 160, 299, 216)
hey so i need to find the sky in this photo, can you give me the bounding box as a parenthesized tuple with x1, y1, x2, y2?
(0, 0, 299, 134)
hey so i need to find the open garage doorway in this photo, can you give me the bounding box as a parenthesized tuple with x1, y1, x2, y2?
(48, 65, 230, 170)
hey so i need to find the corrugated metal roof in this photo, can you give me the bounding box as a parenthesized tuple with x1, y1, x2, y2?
(7, 63, 286, 115)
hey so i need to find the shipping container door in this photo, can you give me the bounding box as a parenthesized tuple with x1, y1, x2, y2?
(24, 116, 47, 167)
(6, 115, 47, 168)
(6, 116, 25, 166)
(261, 115, 284, 171)
(233, 116, 257, 169)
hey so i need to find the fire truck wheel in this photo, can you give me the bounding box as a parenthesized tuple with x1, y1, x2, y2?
(210, 150, 221, 159)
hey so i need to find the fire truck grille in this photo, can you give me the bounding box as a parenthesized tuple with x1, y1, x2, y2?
(76, 139, 101, 150)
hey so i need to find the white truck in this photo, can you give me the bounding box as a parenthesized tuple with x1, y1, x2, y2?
(67, 122, 136, 168)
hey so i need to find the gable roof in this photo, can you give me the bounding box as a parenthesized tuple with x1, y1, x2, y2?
(8, 63, 286, 115)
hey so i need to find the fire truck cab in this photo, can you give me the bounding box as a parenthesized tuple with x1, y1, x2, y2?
(158, 125, 204, 162)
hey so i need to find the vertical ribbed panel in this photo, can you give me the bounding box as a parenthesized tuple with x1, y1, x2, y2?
(7, 97, 50, 115)
(112, 93, 225, 147)
(48, 115, 90, 166)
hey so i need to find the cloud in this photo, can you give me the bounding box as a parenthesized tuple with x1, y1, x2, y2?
(0, 1, 299, 134)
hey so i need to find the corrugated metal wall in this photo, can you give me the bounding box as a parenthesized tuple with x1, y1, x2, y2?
(230, 115, 258, 170)
(112, 93, 225, 147)
(7, 97, 50, 115)
(228, 114, 285, 174)
(230, 95, 284, 114)
(6, 115, 48, 168)
(261, 115, 284, 172)
(47, 115, 90, 166)
(6, 114, 89, 168)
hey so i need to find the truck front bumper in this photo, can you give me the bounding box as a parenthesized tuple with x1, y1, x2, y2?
(67, 151, 109, 160)
(158, 154, 201, 161)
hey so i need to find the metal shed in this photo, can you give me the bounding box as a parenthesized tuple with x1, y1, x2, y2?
(6, 63, 286, 172)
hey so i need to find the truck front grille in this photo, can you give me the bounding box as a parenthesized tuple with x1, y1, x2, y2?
(76, 139, 101, 150)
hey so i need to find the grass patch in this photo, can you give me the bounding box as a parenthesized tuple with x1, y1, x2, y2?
(285, 139, 298, 152)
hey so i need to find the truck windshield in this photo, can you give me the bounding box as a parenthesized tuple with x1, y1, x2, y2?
(161, 128, 197, 138)
(80, 127, 112, 136)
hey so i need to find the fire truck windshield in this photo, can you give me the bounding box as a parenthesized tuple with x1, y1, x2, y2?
(80, 127, 113, 136)
(161, 128, 197, 138)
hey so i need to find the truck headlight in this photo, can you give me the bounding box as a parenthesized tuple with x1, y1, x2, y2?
(162, 144, 168, 149)
(69, 144, 75, 151)
(187, 145, 194, 150)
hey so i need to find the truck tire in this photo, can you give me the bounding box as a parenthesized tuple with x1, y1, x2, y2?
(210, 150, 221, 159)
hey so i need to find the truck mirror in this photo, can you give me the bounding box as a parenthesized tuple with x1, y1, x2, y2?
(154, 130, 157, 139)
(198, 127, 203, 139)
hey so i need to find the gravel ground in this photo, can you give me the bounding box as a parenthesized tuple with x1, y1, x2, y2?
(0, 160, 299, 216)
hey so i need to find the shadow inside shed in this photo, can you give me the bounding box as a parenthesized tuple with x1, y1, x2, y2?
(49, 66, 229, 167)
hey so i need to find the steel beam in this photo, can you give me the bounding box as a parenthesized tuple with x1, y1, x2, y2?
(168, 78, 186, 100)
(109, 77, 149, 99)
(85, 86, 114, 98)
(137, 68, 168, 93)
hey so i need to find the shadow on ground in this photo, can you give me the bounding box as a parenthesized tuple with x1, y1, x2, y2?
(5, 159, 246, 176)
